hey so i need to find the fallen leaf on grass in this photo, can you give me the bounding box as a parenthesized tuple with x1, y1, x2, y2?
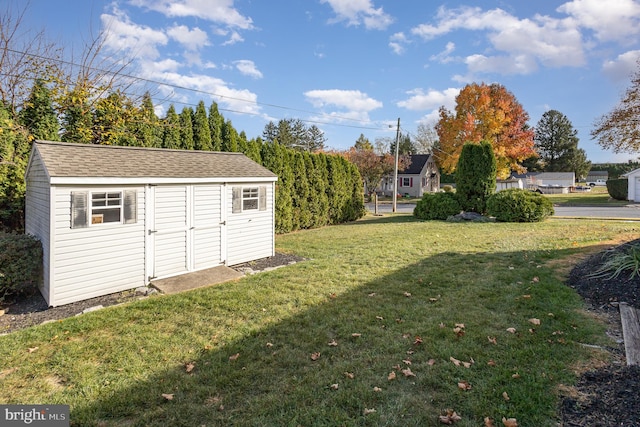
(266, 342, 273, 347)
(531, 276, 539, 283)
(453, 326, 465, 337)
(162, 393, 174, 401)
(404, 292, 412, 297)
(488, 336, 497, 344)
(229, 353, 240, 361)
(502, 391, 510, 401)
(522, 294, 531, 299)
(512, 373, 520, 379)
(363, 408, 376, 415)
(328, 340, 338, 347)
(506, 328, 516, 334)
(373, 386, 382, 392)
(351, 333, 361, 338)
(344, 372, 355, 379)
(502, 417, 518, 427)
(330, 383, 339, 390)
(413, 336, 423, 345)
(368, 292, 377, 297)
(439, 409, 462, 424)
(185, 362, 195, 373)
(329, 293, 337, 299)
(529, 318, 541, 325)
(310, 352, 321, 361)
(487, 359, 496, 366)
(27, 347, 39, 353)
(402, 368, 416, 377)
(450, 357, 473, 368)
(428, 359, 436, 366)
(388, 371, 396, 380)
(457, 380, 472, 391)
(376, 316, 384, 320)
(484, 417, 495, 427)
(403, 359, 412, 365)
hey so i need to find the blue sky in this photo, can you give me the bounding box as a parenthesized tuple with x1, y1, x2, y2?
(23, 0, 640, 163)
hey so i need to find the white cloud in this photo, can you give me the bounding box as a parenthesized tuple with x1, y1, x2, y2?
(320, 0, 394, 30)
(234, 60, 263, 79)
(389, 32, 409, 55)
(222, 31, 244, 46)
(602, 50, 640, 81)
(430, 42, 456, 63)
(101, 9, 168, 59)
(167, 25, 209, 50)
(130, 0, 253, 29)
(148, 70, 261, 115)
(411, 6, 586, 75)
(397, 88, 459, 111)
(304, 89, 382, 111)
(558, 0, 640, 43)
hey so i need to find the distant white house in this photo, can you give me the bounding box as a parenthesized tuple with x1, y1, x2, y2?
(496, 178, 524, 191)
(377, 154, 440, 198)
(512, 172, 575, 194)
(25, 141, 278, 306)
(622, 169, 640, 201)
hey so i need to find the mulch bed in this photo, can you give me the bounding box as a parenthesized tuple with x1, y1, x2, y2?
(0, 252, 304, 335)
(1, 245, 640, 425)
(561, 240, 640, 426)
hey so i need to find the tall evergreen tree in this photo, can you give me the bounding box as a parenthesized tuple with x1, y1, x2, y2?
(534, 109, 591, 178)
(221, 119, 238, 152)
(60, 85, 93, 143)
(455, 141, 497, 214)
(92, 91, 134, 146)
(19, 79, 59, 141)
(0, 103, 30, 231)
(162, 105, 181, 149)
(136, 92, 161, 147)
(179, 107, 194, 150)
(291, 151, 312, 230)
(390, 132, 416, 155)
(354, 134, 373, 151)
(208, 101, 224, 151)
(193, 100, 212, 151)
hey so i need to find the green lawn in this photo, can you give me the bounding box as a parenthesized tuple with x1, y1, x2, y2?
(545, 186, 629, 206)
(0, 216, 638, 426)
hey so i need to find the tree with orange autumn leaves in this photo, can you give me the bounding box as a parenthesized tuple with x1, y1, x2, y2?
(435, 83, 535, 179)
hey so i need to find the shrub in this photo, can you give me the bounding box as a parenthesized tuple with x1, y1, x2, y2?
(0, 233, 42, 302)
(455, 141, 496, 214)
(414, 192, 462, 220)
(442, 185, 454, 193)
(606, 178, 628, 201)
(486, 189, 554, 222)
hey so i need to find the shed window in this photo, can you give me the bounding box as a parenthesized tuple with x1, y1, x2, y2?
(232, 186, 267, 213)
(70, 190, 137, 228)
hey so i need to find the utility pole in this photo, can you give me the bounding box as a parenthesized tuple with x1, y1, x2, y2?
(392, 117, 400, 213)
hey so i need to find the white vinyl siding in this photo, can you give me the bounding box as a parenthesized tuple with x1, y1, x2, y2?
(193, 185, 223, 270)
(24, 151, 51, 301)
(226, 183, 275, 265)
(51, 186, 146, 306)
(153, 186, 189, 278)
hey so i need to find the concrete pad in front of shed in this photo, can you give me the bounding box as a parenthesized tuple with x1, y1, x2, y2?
(150, 266, 243, 295)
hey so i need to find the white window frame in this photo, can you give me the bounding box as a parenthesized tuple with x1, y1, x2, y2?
(71, 190, 137, 228)
(402, 177, 411, 187)
(232, 186, 267, 213)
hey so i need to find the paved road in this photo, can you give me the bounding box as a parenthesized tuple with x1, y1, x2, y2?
(366, 203, 640, 219)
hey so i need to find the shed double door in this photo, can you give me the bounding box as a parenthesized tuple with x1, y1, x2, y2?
(151, 185, 225, 279)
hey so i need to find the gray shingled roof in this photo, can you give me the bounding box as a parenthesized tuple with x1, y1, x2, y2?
(33, 140, 277, 179)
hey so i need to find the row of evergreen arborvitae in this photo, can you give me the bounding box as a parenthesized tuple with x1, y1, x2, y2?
(414, 141, 554, 222)
(0, 80, 364, 234)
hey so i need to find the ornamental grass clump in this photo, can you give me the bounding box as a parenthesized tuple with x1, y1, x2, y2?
(589, 243, 640, 280)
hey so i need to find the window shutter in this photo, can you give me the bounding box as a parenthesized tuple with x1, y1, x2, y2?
(232, 187, 242, 213)
(71, 192, 88, 228)
(258, 186, 267, 211)
(124, 190, 137, 224)
(410, 177, 413, 187)
(398, 178, 402, 188)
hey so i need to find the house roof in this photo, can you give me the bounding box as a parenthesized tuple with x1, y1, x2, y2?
(401, 154, 432, 175)
(587, 170, 608, 177)
(31, 141, 277, 182)
(512, 172, 574, 180)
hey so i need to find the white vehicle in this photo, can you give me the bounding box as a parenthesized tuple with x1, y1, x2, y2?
(586, 179, 607, 187)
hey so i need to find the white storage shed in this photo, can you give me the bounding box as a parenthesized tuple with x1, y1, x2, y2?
(25, 141, 278, 307)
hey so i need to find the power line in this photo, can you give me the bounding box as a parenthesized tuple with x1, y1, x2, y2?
(3, 48, 390, 132)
